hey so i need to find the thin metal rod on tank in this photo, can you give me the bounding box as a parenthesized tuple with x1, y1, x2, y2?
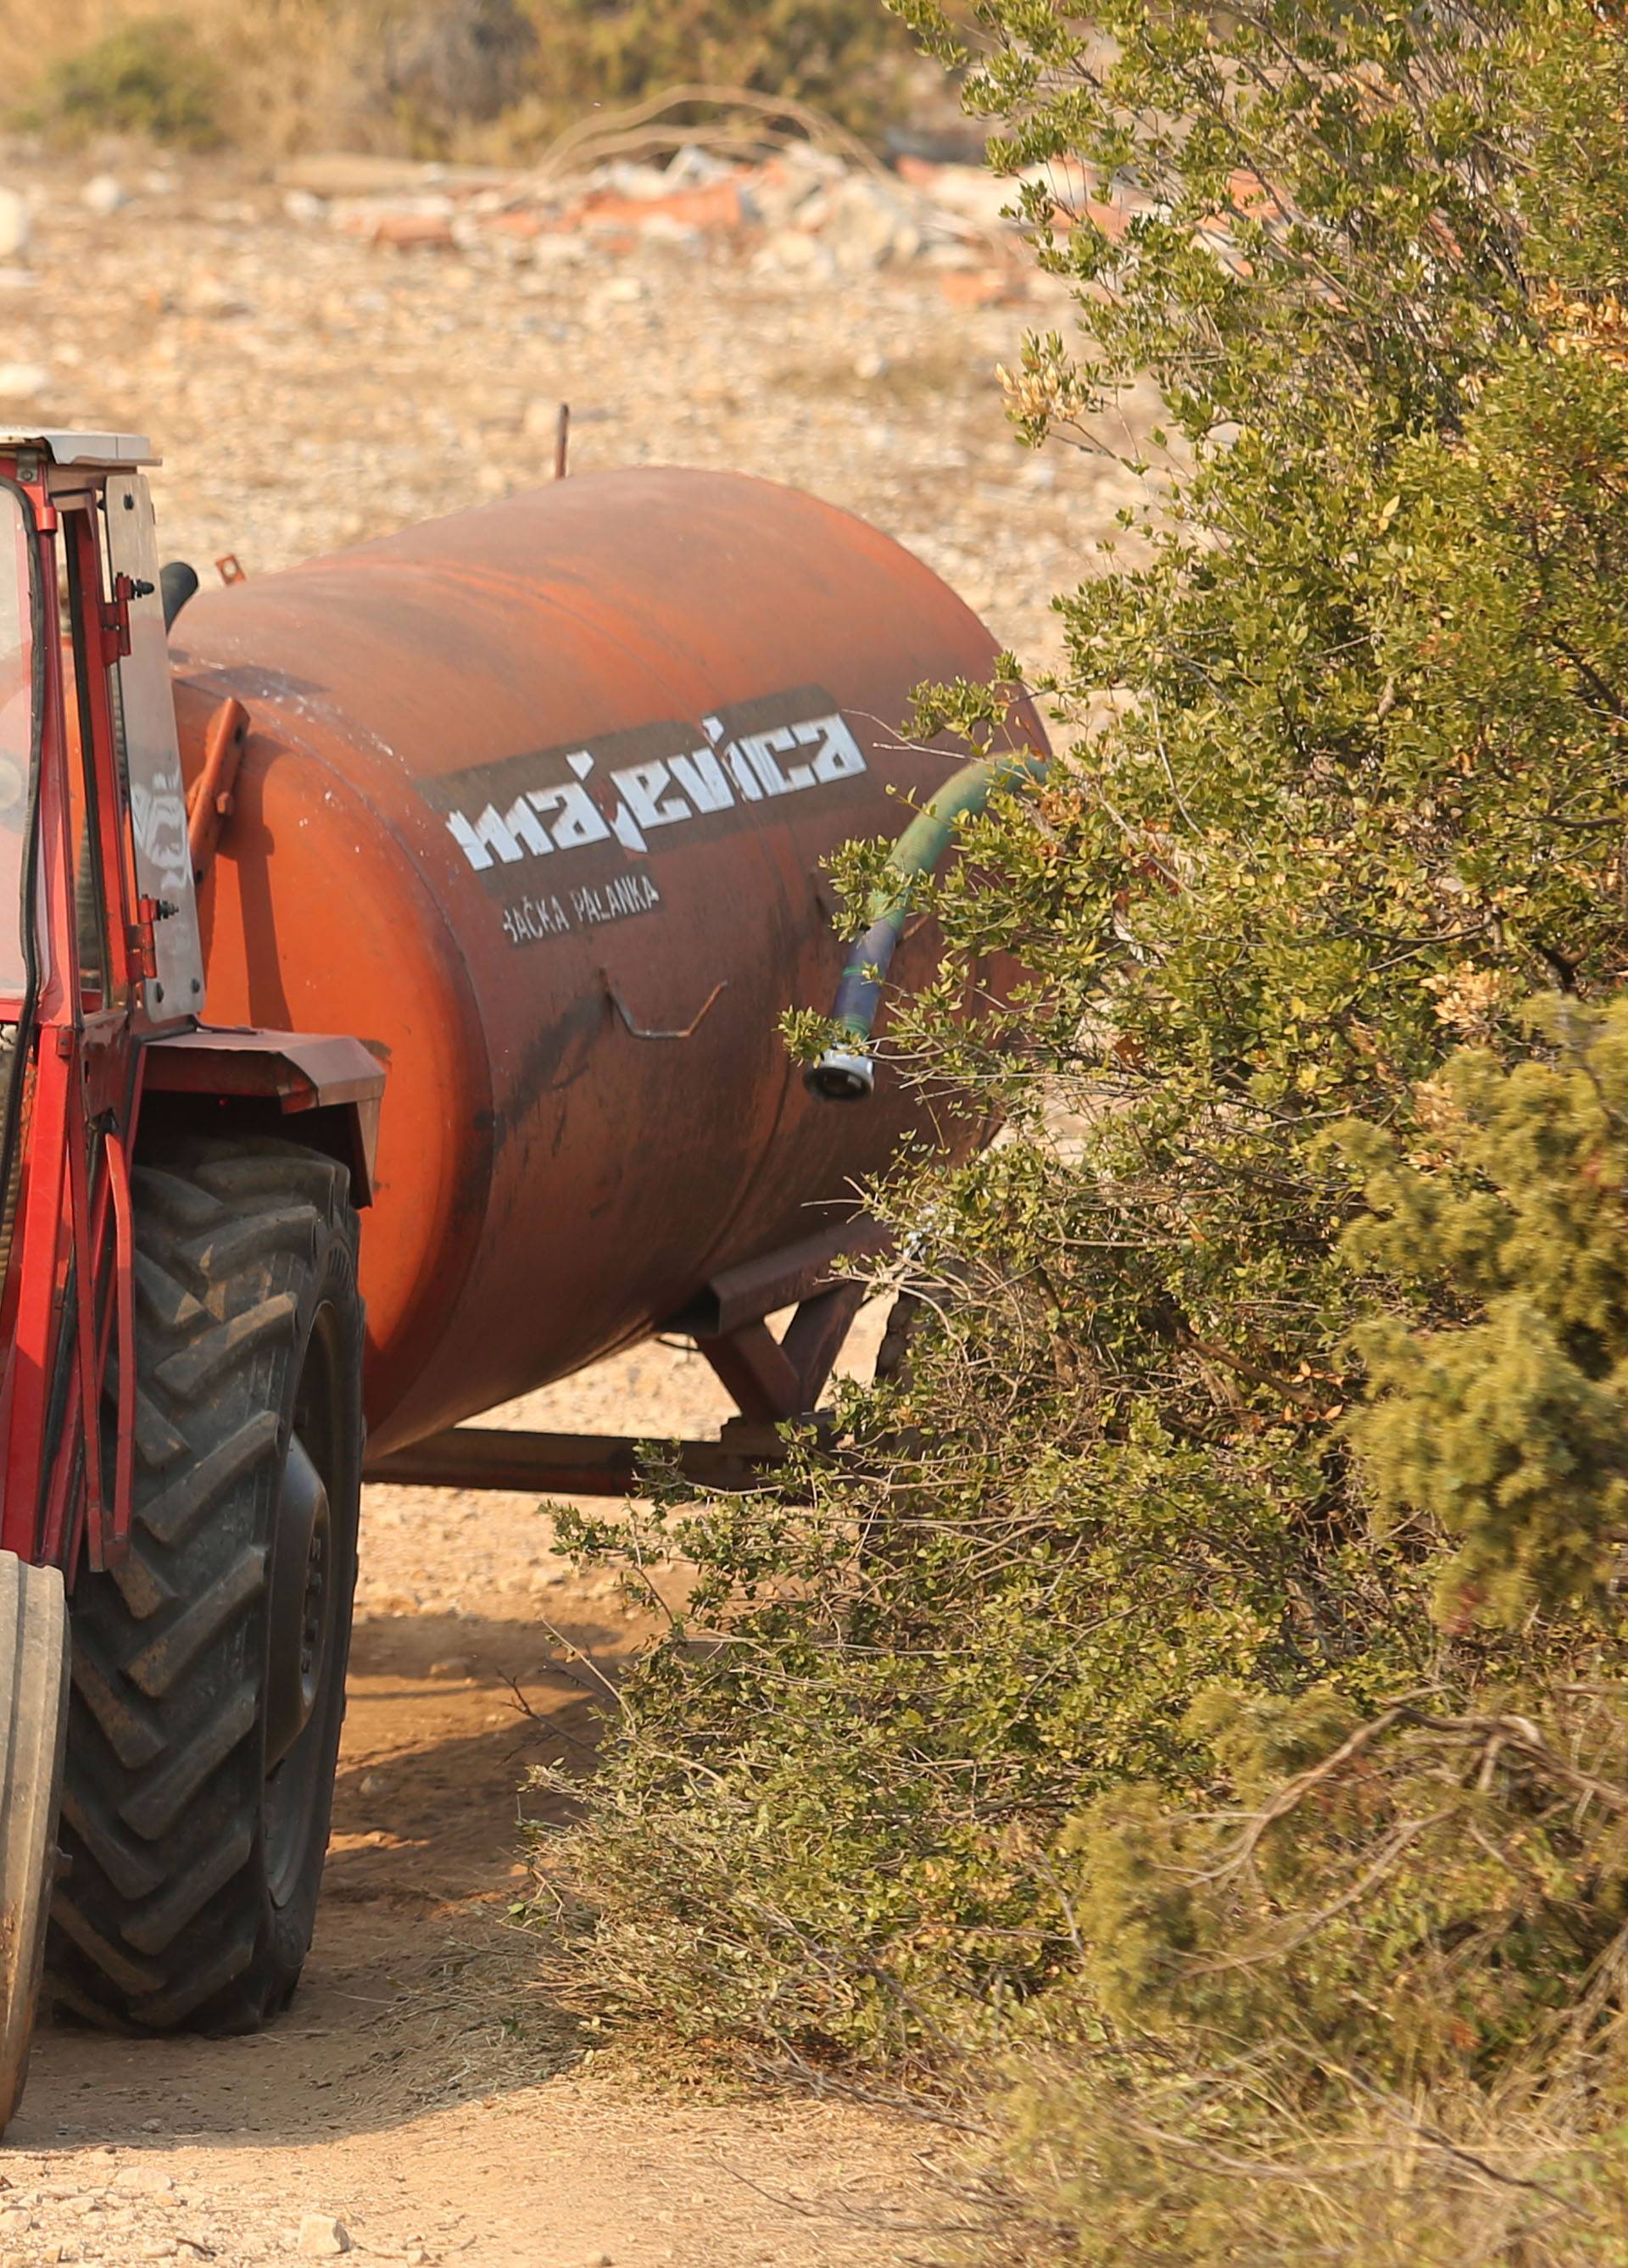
(806, 744, 1050, 1102)
(604, 972, 728, 1040)
(554, 404, 571, 480)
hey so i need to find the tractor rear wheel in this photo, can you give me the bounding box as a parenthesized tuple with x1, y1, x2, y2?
(48, 1138, 363, 2032)
(0, 1552, 70, 2128)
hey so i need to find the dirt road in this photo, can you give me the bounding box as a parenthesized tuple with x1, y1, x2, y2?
(4, 1330, 937, 2267)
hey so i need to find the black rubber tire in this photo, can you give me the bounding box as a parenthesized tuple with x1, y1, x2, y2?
(0, 1552, 69, 2128)
(47, 1137, 363, 2033)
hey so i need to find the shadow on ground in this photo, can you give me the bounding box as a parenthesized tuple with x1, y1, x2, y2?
(18, 1595, 635, 2151)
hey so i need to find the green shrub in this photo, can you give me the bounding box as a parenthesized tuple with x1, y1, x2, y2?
(17, 15, 226, 150)
(532, 0, 1628, 2256)
(520, 0, 912, 136)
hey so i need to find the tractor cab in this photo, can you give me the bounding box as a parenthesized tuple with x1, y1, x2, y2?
(1, 433, 202, 1017)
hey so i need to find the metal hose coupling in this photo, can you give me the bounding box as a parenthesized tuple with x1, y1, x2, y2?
(806, 741, 1050, 1101)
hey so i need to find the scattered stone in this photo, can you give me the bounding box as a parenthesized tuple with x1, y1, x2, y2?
(529, 232, 588, 271)
(336, 198, 457, 252)
(0, 363, 48, 402)
(184, 274, 255, 319)
(591, 274, 648, 309)
(297, 2213, 352, 2257)
(895, 153, 1016, 229)
(939, 268, 1019, 311)
(824, 176, 923, 275)
(0, 2209, 29, 2235)
(572, 177, 744, 237)
(81, 174, 125, 219)
(756, 229, 835, 282)
(0, 190, 29, 263)
(374, 211, 458, 252)
(359, 1772, 385, 1797)
(742, 149, 843, 231)
(427, 1656, 471, 1678)
(284, 190, 326, 226)
(114, 2162, 175, 2193)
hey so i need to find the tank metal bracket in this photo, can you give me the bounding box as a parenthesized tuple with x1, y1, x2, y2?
(361, 1220, 886, 1496)
(666, 1216, 889, 1340)
(680, 1214, 884, 1420)
(603, 971, 729, 1042)
(361, 1420, 832, 1498)
(694, 1283, 867, 1423)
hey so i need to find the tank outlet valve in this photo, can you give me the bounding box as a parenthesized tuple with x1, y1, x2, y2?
(806, 1046, 876, 1102)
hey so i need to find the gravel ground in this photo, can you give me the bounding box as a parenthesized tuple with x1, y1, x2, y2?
(0, 145, 1160, 677)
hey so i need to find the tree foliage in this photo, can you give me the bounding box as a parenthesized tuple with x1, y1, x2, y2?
(538, 1, 1628, 2256)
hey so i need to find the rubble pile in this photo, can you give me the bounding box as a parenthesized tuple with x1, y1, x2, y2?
(278, 140, 1049, 309)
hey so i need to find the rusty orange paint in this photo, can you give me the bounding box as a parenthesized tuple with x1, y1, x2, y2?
(167, 468, 1046, 1456)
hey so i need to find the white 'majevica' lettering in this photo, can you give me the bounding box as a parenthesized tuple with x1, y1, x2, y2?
(445, 710, 867, 875)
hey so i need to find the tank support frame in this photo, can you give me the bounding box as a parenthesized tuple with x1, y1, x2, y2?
(362, 1218, 887, 1496)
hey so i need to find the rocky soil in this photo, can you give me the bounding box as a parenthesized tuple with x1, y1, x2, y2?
(0, 142, 1161, 677)
(0, 136, 1151, 2265)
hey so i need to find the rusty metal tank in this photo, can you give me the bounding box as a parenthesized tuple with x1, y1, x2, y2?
(166, 468, 1043, 1457)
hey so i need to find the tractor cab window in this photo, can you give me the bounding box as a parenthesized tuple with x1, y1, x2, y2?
(0, 490, 35, 998)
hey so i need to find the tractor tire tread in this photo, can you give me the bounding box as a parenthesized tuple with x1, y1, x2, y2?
(48, 1135, 362, 2034)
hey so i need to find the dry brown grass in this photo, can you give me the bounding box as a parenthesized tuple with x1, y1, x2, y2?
(2, 0, 919, 157)
(2, 0, 507, 157)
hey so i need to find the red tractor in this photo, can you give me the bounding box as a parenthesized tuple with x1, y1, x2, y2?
(0, 432, 382, 2123)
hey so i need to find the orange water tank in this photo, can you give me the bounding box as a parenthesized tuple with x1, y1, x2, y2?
(168, 468, 1043, 1456)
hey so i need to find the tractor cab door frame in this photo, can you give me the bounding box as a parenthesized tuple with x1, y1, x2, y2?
(101, 473, 204, 1025)
(0, 438, 381, 1597)
(0, 441, 205, 1585)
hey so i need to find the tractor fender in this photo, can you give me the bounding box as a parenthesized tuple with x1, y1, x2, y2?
(137, 1028, 385, 1206)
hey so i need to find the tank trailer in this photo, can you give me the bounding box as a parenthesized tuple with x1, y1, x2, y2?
(0, 430, 1045, 2126)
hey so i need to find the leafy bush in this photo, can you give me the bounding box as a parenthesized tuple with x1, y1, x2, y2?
(17, 14, 226, 150)
(515, 0, 913, 140)
(532, 0, 1628, 2256)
